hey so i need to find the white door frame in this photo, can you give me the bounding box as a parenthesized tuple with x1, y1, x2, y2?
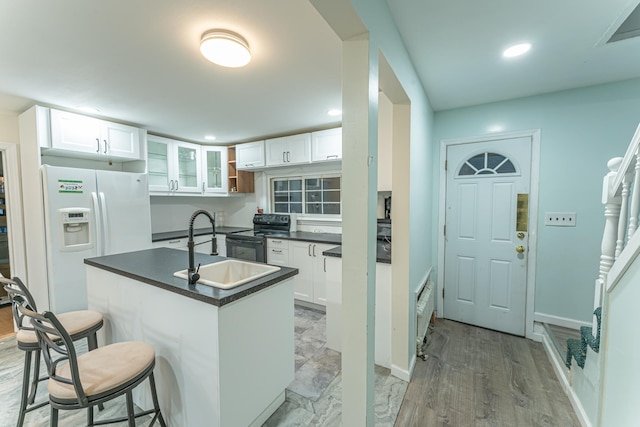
(0, 141, 27, 283)
(437, 129, 541, 339)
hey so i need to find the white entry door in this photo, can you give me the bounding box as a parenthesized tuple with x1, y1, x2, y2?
(444, 137, 532, 336)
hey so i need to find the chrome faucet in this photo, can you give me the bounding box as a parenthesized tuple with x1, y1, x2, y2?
(187, 210, 218, 285)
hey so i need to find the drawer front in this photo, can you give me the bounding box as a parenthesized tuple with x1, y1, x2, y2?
(267, 248, 289, 266)
(267, 238, 288, 248)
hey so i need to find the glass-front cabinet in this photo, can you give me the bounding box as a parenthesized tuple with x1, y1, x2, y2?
(147, 136, 202, 194)
(201, 146, 228, 194)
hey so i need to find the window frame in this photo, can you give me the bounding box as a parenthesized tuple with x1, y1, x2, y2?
(269, 172, 342, 218)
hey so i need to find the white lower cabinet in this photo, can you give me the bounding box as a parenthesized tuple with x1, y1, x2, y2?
(288, 240, 334, 306)
(152, 237, 187, 250)
(267, 238, 289, 267)
(152, 234, 223, 255)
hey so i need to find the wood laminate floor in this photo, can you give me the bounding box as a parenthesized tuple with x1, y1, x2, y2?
(0, 306, 14, 339)
(395, 319, 580, 427)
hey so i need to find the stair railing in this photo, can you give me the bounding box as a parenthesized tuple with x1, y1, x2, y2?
(599, 123, 640, 300)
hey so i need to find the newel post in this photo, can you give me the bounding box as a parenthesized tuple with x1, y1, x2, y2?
(597, 157, 623, 309)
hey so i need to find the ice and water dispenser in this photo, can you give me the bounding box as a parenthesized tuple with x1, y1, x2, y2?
(58, 208, 93, 251)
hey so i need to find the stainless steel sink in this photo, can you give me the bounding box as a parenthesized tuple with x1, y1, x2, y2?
(173, 259, 280, 289)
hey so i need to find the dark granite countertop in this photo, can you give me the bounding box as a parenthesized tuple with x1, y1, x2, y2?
(84, 248, 298, 307)
(264, 231, 342, 245)
(152, 226, 252, 242)
(322, 241, 391, 264)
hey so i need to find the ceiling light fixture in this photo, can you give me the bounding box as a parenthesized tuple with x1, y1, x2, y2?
(200, 30, 251, 68)
(327, 109, 342, 116)
(204, 135, 217, 141)
(502, 43, 531, 58)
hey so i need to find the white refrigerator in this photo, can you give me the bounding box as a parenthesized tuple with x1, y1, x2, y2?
(42, 165, 152, 313)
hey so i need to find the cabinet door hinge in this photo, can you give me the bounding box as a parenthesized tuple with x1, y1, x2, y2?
(445, 160, 448, 171)
(444, 224, 446, 237)
(442, 288, 445, 299)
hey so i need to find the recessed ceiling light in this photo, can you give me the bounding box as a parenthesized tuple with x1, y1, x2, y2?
(327, 109, 342, 116)
(488, 125, 504, 132)
(200, 30, 251, 68)
(204, 135, 217, 141)
(502, 43, 532, 58)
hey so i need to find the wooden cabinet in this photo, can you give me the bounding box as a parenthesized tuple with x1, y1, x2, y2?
(265, 134, 311, 166)
(311, 128, 342, 162)
(201, 146, 228, 194)
(147, 136, 202, 194)
(236, 141, 265, 169)
(50, 109, 142, 160)
(227, 146, 254, 193)
(288, 240, 334, 306)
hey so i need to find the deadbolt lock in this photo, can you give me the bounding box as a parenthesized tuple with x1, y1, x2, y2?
(517, 232, 525, 239)
(516, 245, 525, 254)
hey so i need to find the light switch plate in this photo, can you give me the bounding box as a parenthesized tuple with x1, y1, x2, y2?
(545, 212, 577, 227)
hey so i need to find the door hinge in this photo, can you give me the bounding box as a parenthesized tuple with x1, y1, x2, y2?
(444, 224, 446, 237)
(445, 160, 448, 171)
(442, 288, 445, 299)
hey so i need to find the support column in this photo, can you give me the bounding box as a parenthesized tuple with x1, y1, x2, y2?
(341, 35, 377, 427)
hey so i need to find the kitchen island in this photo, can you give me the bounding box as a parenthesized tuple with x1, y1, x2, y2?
(84, 248, 298, 427)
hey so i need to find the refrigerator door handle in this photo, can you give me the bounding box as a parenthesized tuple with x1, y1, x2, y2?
(99, 192, 110, 255)
(91, 192, 103, 256)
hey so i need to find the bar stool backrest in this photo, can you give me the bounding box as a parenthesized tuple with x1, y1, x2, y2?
(17, 306, 89, 406)
(1, 277, 38, 333)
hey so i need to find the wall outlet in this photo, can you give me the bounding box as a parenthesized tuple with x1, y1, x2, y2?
(545, 212, 577, 227)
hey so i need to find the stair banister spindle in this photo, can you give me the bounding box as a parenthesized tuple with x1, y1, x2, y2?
(599, 158, 622, 286)
(615, 173, 633, 258)
(626, 149, 640, 241)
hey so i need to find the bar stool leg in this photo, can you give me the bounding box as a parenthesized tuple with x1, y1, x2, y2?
(149, 373, 167, 427)
(87, 334, 105, 412)
(16, 350, 32, 427)
(125, 390, 135, 427)
(50, 406, 59, 427)
(27, 349, 41, 405)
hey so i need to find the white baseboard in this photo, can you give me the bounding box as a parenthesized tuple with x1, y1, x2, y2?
(534, 312, 591, 330)
(391, 355, 415, 382)
(541, 327, 592, 427)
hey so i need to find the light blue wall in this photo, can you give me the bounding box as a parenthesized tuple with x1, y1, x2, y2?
(434, 77, 640, 322)
(351, 0, 435, 361)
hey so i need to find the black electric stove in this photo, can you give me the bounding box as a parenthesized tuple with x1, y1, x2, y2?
(225, 214, 291, 262)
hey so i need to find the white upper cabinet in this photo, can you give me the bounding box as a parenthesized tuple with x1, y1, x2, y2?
(147, 136, 202, 194)
(236, 141, 265, 169)
(50, 109, 142, 160)
(311, 128, 342, 162)
(201, 146, 228, 194)
(266, 134, 311, 166)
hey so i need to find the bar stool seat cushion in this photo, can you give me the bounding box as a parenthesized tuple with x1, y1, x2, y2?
(16, 310, 104, 346)
(48, 341, 155, 401)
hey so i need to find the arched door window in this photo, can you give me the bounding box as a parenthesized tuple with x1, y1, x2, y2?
(458, 152, 516, 176)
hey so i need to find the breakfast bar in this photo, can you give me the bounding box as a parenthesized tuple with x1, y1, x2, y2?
(84, 248, 298, 426)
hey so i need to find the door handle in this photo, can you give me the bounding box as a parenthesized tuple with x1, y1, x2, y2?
(282, 152, 286, 163)
(313, 244, 316, 257)
(95, 138, 100, 153)
(516, 245, 525, 254)
(169, 180, 174, 191)
(103, 139, 108, 154)
(308, 244, 312, 257)
(287, 151, 291, 162)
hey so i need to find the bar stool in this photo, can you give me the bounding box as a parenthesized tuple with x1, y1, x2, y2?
(1, 277, 104, 427)
(20, 306, 167, 427)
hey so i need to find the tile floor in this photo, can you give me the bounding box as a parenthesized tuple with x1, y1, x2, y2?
(263, 305, 407, 426)
(0, 305, 407, 427)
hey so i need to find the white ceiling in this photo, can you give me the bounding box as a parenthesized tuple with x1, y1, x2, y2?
(387, 0, 640, 111)
(1, 1, 639, 144)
